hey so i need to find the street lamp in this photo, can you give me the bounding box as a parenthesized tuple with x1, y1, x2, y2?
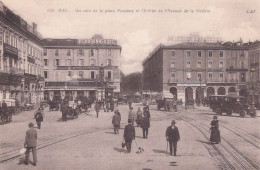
(250, 68, 256, 107)
(199, 77, 202, 107)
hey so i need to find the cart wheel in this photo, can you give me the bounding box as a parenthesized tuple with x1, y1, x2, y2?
(216, 108, 222, 115)
(226, 110, 232, 116)
(250, 111, 256, 118)
(239, 110, 246, 117)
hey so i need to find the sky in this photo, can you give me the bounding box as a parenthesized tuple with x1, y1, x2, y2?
(2, 0, 260, 75)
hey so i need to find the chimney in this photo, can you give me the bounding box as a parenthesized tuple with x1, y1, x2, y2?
(32, 22, 37, 33)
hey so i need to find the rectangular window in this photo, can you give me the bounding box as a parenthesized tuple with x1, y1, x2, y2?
(107, 71, 111, 80)
(220, 51, 223, 57)
(208, 51, 212, 57)
(54, 59, 59, 66)
(208, 61, 213, 68)
(68, 71, 72, 77)
(44, 59, 48, 66)
(186, 51, 191, 57)
(219, 73, 223, 81)
(91, 71, 95, 79)
(219, 61, 223, 68)
(78, 49, 84, 56)
(171, 50, 175, 57)
(171, 72, 175, 80)
(171, 61, 175, 68)
(208, 73, 213, 80)
(43, 49, 47, 56)
(90, 49, 94, 56)
(55, 49, 59, 56)
(108, 49, 111, 56)
(44, 71, 48, 78)
(197, 61, 202, 68)
(78, 59, 84, 66)
(198, 51, 201, 57)
(79, 71, 84, 78)
(186, 61, 191, 68)
(197, 73, 202, 80)
(187, 72, 191, 80)
(67, 59, 71, 66)
(67, 49, 71, 56)
(107, 59, 112, 66)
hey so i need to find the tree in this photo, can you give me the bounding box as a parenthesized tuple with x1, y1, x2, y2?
(121, 72, 142, 94)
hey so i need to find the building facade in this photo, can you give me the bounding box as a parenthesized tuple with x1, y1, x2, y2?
(248, 41, 260, 108)
(143, 41, 250, 103)
(0, 2, 44, 106)
(43, 34, 121, 102)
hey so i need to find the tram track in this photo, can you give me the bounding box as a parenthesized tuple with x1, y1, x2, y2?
(197, 115, 260, 149)
(0, 113, 173, 164)
(178, 110, 260, 170)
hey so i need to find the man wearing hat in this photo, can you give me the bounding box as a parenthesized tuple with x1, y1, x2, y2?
(166, 120, 180, 156)
(24, 122, 37, 166)
(123, 119, 135, 153)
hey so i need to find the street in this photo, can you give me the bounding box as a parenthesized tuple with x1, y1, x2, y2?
(0, 104, 259, 170)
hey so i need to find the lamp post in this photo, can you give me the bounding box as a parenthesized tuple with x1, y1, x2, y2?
(250, 68, 255, 107)
(198, 77, 202, 107)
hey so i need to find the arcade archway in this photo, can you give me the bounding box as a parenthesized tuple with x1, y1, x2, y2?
(207, 87, 215, 97)
(185, 87, 193, 102)
(169, 87, 178, 100)
(239, 89, 247, 97)
(217, 87, 226, 95)
(228, 87, 236, 95)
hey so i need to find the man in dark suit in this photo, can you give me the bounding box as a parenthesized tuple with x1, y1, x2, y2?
(166, 120, 180, 156)
(24, 122, 37, 166)
(123, 119, 135, 153)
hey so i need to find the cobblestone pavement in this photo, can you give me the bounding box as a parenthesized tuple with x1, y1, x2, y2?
(0, 104, 259, 170)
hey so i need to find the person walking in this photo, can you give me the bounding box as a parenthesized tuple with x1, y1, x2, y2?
(94, 101, 100, 118)
(35, 109, 43, 129)
(123, 119, 135, 153)
(141, 113, 150, 139)
(112, 111, 120, 134)
(128, 107, 135, 126)
(24, 122, 37, 166)
(166, 120, 180, 156)
(136, 107, 143, 127)
(210, 115, 221, 144)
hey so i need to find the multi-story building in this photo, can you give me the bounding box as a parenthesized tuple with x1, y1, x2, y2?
(0, 1, 44, 105)
(248, 41, 260, 108)
(142, 41, 250, 103)
(43, 34, 121, 102)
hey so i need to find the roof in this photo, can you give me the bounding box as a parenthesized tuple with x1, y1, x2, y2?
(43, 39, 78, 46)
(142, 41, 252, 65)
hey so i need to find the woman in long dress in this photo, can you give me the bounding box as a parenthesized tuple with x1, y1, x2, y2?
(210, 115, 221, 144)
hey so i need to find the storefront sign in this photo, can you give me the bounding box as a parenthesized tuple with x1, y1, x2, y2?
(56, 66, 118, 70)
(78, 39, 117, 45)
(177, 83, 206, 87)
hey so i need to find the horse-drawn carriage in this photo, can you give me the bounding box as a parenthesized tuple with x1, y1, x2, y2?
(156, 92, 177, 111)
(0, 99, 16, 125)
(61, 101, 79, 121)
(48, 100, 59, 111)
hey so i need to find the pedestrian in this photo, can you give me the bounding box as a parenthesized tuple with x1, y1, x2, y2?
(1, 100, 7, 111)
(128, 98, 132, 110)
(128, 107, 135, 126)
(115, 109, 121, 128)
(35, 109, 43, 129)
(95, 101, 100, 118)
(123, 119, 135, 153)
(136, 107, 143, 126)
(210, 115, 221, 144)
(141, 113, 150, 139)
(24, 122, 37, 166)
(166, 120, 180, 156)
(112, 111, 120, 134)
(143, 106, 151, 120)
